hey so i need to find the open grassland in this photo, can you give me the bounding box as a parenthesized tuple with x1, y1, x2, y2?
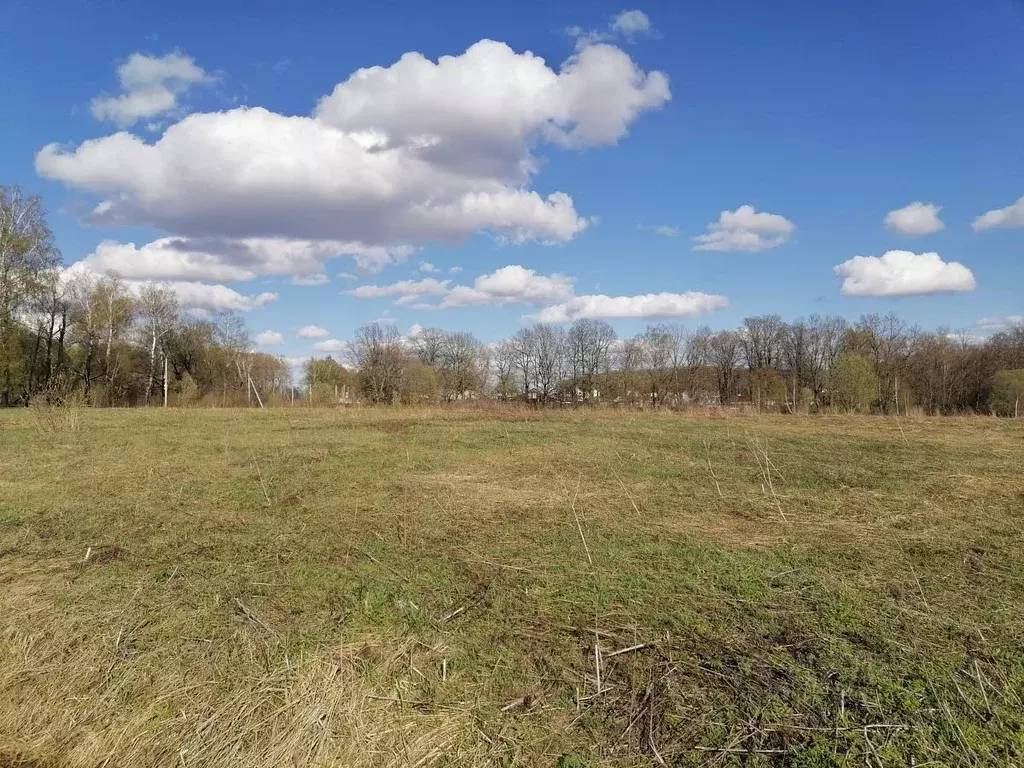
(0, 407, 1022, 767)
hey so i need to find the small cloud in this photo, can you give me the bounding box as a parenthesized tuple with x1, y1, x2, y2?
(973, 195, 1024, 232)
(568, 9, 654, 50)
(611, 10, 653, 39)
(692, 205, 795, 252)
(337, 272, 358, 280)
(271, 57, 293, 73)
(90, 51, 213, 127)
(448, 265, 463, 274)
(976, 315, 1023, 333)
(884, 202, 944, 237)
(313, 339, 346, 353)
(418, 261, 440, 273)
(529, 291, 728, 322)
(255, 330, 284, 346)
(639, 223, 679, 237)
(297, 325, 330, 339)
(291, 273, 330, 286)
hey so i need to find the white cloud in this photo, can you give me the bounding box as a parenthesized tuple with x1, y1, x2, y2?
(161, 281, 277, 312)
(443, 265, 574, 307)
(611, 10, 653, 38)
(77, 237, 413, 283)
(448, 265, 463, 274)
(348, 278, 451, 305)
(418, 261, 440, 273)
(692, 205, 795, 252)
(41, 40, 668, 269)
(347, 265, 725, 323)
(639, 223, 678, 237)
(976, 315, 1023, 333)
(570, 10, 654, 50)
(297, 325, 330, 338)
(59, 261, 277, 313)
(91, 52, 211, 127)
(529, 291, 728, 322)
(833, 250, 976, 296)
(291, 273, 329, 286)
(884, 202, 944, 237)
(346, 265, 573, 309)
(973, 196, 1024, 232)
(313, 339, 347, 353)
(255, 330, 284, 346)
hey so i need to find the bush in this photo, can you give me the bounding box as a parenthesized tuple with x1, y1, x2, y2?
(991, 369, 1024, 417)
(829, 353, 877, 413)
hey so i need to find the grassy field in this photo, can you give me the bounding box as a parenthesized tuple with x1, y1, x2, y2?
(1, 407, 1022, 767)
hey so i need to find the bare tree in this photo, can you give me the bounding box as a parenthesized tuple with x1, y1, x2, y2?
(214, 311, 253, 404)
(529, 323, 566, 404)
(742, 315, 785, 372)
(349, 323, 407, 403)
(439, 330, 485, 399)
(617, 336, 646, 404)
(507, 328, 536, 398)
(709, 330, 743, 404)
(492, 341, 518, 400)
(137, 284, 181, 404)
(411, 327, 446, 367)
(642, 325, 683, 407)
(566, 319, 617, 402)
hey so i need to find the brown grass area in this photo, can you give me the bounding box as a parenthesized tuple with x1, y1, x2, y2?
(1, 407, 1022, 766)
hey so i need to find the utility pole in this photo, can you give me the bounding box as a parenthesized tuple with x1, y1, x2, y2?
(248, 376, 265, 408)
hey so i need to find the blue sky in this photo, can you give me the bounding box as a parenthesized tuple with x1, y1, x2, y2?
(2, 0, 1022, 358)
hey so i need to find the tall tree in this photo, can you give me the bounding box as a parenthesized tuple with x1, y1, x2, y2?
(349, 323, 407, 403)
(566, 319, 617, 402)
(136, 284, 180, 404)
(0, 187, 61, 404)
(709, 330, 743, 404)
(438, 330, 485, 399)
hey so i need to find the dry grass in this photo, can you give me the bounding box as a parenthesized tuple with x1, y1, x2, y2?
(1, 407, 1023, 766)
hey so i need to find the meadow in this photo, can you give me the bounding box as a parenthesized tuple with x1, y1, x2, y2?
(0, 406, 1022, 767)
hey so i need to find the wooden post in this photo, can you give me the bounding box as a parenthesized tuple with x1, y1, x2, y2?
(163, 355, 169, 408)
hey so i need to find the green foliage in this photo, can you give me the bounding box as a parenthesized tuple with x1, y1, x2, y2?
(830, 353, 877, 412)
(401, 360, 440, 403)
(176, 371, 200, 406)
(991, 369, 1024, 417)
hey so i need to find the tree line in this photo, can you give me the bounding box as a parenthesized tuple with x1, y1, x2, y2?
(0, 187, 289, 407)
(3, 185, 1022, 414)
(318, 316, 1024, 416)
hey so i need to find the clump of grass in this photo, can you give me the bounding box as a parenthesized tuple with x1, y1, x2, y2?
(26, 387, 84, 433)
(0, 408, 1022, 766)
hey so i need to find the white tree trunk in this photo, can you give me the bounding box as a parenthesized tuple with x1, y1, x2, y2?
(146, 327, 157, 403)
